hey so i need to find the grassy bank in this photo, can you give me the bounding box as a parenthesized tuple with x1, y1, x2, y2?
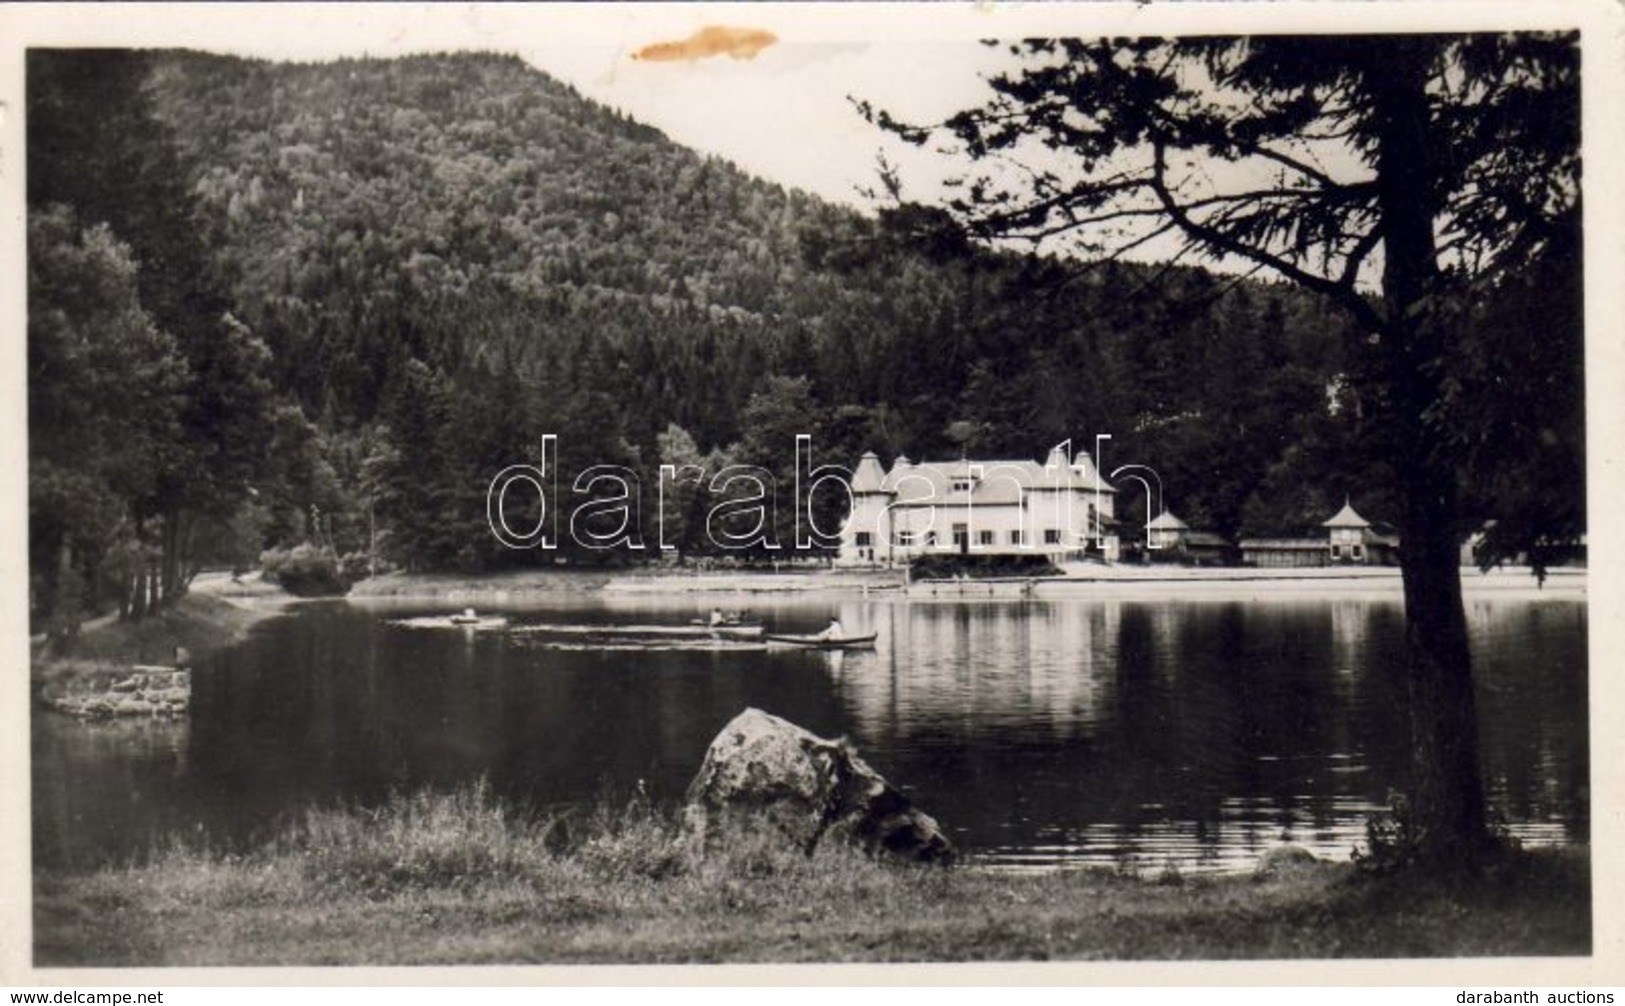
(31, 573, 298, 712)
(33, 785, 1591, 966)
(348, 568, 616, 599)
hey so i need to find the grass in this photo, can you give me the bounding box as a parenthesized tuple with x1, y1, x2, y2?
(33, 782, 1592, 966)
(31, 583, 296, 721)
(32, 577, 294, 676)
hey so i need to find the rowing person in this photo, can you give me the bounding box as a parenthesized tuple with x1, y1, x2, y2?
(817, 617, 846, 641)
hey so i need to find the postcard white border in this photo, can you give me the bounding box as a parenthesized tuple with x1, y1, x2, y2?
(1, 0, 1620, 988)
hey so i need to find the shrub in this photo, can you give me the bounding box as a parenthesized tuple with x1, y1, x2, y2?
(260, 543, 350, 597)
(1353, 794, 1519, 876)
(908, 554, 1063, 581)
(336, 552, 364, 583)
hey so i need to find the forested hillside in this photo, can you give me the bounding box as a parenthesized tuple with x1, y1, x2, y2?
(28, 48, 1575, 626)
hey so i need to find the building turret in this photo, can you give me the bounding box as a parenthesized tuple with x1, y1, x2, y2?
(1071, 450, 1116, 493)
(1033, 444, 1085, 491)
(851, 451, 886, 494)
(1323, 499, 1372, 563)
(1322, 499, 1371, 529)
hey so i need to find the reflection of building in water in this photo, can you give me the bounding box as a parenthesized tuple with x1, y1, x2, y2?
(821, 593, 1584, 871)
(1143, 604, 1186, 687)
(1329, 600, 1370, 678)
(836, 599, 1121, 746)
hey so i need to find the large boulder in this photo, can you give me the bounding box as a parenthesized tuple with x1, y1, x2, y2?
(683, 708, 953, 864)
(1255, 844, 1323, 877)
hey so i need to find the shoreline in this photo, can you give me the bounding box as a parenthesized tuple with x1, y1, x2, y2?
(344, 563, 1584, 600)
(30, 572, 302, 715)
(37, 562, 1580, 680)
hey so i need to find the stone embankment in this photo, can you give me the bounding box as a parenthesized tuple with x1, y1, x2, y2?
(42, 667, 191, 720)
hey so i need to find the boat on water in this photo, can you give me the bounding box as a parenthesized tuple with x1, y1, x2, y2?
(763, 632, 878, 650)
(698, 623, 766, 639)
(390, 609, 510, 631)
(687, 618, 765, 638)
(510, 621, 764, 640)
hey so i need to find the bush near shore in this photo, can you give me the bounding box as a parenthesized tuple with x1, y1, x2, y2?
(34, 783, 1590, 966)
(259, 544, 352, 597)
(908, 554, 1064, 581)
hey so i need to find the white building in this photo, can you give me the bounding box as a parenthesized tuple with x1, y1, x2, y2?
(837, 444, 1118, 566)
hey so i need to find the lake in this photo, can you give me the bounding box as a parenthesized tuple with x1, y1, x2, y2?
(32, 584, 1589, 873)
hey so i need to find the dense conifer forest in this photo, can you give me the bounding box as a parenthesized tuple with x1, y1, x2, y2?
(26, 49, 1581, 627)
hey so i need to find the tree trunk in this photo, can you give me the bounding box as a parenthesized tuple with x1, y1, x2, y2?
(1369, 42, 1489, 864)
(160, 511, 181, 602)
(128, 567, 147, 621)
(52, 541, 82, 639)
(1397, 466, 1487, 860)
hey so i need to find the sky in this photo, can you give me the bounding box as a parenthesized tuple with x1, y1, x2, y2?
(521, 35, 1009, 211)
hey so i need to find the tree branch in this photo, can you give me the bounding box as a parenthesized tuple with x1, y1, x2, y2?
(1149, 141, 1387, 334)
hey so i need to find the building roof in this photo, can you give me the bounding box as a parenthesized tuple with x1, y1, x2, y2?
(884, 459, 1035, 506)
(1147, 511, 1190, 531)
(1029, 444, 1091, 491)
(865, 447, 1115, 507)
(1182, 531, 1231, 548)
(850, 452, 886, 494)
(1322, 500, 1371, 529)
(1072, 450, 1111, 492)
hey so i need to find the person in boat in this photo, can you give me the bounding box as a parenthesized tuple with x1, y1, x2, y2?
(817, 617, 846, 641)
(709, 608, 726, 628)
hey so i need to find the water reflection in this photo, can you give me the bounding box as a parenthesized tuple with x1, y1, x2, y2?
(32, 591, 1587, 873)
(824, 596, 1579, 871)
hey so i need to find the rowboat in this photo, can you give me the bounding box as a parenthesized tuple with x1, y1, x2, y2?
(390, 613, 510, 631)
(688, 619, 766, 638)
(763, 632, 878, 650)
(510, 622, 764, 640)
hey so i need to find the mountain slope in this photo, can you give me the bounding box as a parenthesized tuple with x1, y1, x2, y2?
(30, 48, 1390, 584)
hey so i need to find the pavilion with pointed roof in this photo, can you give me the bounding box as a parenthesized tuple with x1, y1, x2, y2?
(1145, 510, 1232, 563)
(1239, 499, 1398, 568)
(1322, 499, 1398, 564)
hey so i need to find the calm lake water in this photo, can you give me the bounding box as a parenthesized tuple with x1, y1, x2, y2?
(33, 587, 1589, 873)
